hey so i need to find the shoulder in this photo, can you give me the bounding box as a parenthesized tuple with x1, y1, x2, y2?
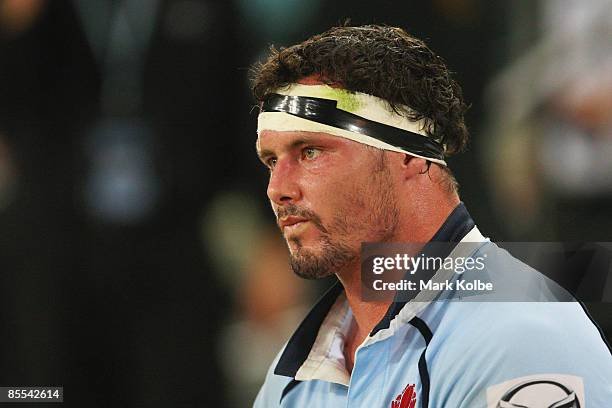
(437, 300, 609, 360)
(426, 300, 612, 407)
(420, 239, 612, 406)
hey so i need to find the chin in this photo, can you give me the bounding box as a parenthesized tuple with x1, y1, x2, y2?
(289, 251, 335, 280)
(291, 232, 332, 250)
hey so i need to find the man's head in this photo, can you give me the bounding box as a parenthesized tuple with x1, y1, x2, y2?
(252, 24, 469, 156)
(252, 24, 468, 279)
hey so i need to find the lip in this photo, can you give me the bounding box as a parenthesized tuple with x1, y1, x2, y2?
(279, 216, 308, 230)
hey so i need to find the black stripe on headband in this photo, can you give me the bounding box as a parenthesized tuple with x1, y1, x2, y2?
(261, 94, 445, 161)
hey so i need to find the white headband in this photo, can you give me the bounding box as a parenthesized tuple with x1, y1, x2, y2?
(257, 84, 446, 166)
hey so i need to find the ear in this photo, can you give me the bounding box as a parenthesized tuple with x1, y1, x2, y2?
(401, 154, 429, 180)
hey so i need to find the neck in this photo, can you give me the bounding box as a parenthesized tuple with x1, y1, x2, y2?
(336, 265, 390, 344)
(337, 197, 459, 353)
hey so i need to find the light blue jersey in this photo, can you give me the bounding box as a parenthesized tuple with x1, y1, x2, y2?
(254, 204, 612, 407)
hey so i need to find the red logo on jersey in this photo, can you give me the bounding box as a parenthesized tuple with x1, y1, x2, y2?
(391, 383, 417, 408)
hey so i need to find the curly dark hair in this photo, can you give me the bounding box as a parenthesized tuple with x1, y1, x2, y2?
(251, 24, 469, 156)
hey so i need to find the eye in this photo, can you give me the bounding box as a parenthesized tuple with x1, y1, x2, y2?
(302, 147, 321, 160)
(266, 157, 277, 170)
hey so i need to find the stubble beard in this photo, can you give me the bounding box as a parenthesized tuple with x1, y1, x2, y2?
(288, 234, 354, 280)
(287, 155, 399, 280)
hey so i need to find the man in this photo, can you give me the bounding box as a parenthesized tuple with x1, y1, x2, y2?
(251, 25, 612, 407)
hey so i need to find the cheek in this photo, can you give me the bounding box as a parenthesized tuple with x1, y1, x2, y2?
(300, 156, 378, 220)
(300, 178, 348, 228)
(326, 180, 370, 224)
(300, 171, 339, 204)
(336, 175, 391, 226)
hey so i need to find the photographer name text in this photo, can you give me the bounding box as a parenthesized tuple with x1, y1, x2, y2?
(372, 278, 493, 291)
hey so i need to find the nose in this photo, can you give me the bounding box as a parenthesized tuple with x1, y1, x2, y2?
(267, 157, 302, 205)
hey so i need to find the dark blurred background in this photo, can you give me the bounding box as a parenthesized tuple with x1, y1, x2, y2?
(0, 0, 610, 406)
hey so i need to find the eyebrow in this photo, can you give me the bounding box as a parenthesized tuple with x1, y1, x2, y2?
(255, 137, 315, 161)
(255, 140, 271, 161)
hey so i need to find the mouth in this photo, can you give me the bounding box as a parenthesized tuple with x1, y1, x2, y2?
(279, 216, 309, 234)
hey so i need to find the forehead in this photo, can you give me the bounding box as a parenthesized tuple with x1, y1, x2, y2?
(256, 130, 352, 152)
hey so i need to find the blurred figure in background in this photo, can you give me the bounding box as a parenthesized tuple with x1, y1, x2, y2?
(486, 0, 612, 338)
(0, 0, 243, 405)
(487, 0, 612, 240)
(201, 190, 314, 406)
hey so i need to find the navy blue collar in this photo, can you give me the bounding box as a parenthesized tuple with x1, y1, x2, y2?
(274, 202, 475, 378)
